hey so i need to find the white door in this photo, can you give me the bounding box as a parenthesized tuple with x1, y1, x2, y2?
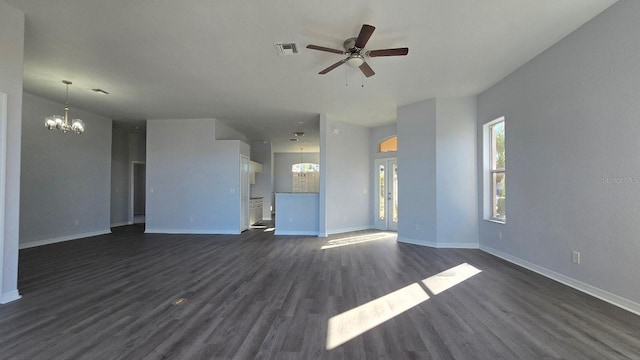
(374, 158, 398, 231)
(241, 156, 250, 231)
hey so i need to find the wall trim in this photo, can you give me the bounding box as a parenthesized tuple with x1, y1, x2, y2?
(397, 237, 478, 249)
(110, 221, 132, 228)
(19, 229, 112, 249)
(274, 230, 319, 236)
(480, 245, 640, 316)
(0, 289, 21, 304)
(144, 228, 240, 235)
(327, 225, 370, 236)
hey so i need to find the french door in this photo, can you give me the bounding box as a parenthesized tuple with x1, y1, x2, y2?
(374, 157, 398, 231)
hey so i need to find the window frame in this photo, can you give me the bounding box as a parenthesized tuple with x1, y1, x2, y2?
(483, 117, 506, 223)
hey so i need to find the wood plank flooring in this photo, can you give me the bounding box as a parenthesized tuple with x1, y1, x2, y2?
(1, 225, 639, 359)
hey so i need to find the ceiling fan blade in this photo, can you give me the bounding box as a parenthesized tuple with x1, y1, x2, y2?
(319, 59, 347, 74)
(368, 48, 409, 57)
(359, 61, 375, 78)
(306, 44, 345, 55)
(354, 24, 376, 49)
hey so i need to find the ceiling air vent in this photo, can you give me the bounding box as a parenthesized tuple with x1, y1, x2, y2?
(275, 42, 299, 55)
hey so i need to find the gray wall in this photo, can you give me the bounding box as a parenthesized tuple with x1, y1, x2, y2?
(397, 98, 478, 248)
(20, 93, 113, 247)
(146, 119, 245, 234)
(0, 0, 24, 303)
(320, 117, 370, 235)
(110, 127, 129, 226)
(274, 152, 319, 193)
(251, 140, 274, 220)
(436, 97, 479, 247)
(477, 0, 640, 311)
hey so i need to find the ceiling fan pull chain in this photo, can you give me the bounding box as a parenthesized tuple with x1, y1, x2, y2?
(345, 65, 348, 87)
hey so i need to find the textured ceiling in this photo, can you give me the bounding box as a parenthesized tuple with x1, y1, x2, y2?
(6, 0, 617, 152)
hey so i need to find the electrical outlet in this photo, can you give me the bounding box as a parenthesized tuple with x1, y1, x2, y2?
(498, 231, 503, 240)
(572, 251, 580, 264)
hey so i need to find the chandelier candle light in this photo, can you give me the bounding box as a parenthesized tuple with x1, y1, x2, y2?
(45, 80, 85, 134)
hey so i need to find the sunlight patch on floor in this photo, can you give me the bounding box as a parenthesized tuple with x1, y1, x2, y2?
(321, 232, 395, 250)
(326, 263, 482, 350)
(326, 283, 430, 350)
(422, 262, 482, 295)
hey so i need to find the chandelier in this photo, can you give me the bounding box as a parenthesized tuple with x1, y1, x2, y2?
(45, 80, 85, 134)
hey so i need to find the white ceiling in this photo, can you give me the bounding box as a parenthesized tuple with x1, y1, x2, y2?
(6, 0, 617, 152)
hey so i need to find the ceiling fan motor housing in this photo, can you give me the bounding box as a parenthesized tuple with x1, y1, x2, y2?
(343, 37, 359, 53)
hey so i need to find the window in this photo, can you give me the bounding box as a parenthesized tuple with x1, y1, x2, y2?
(292, 163, 319, 192)
(484, 118, 505, 222)
(378, 136, 397, 153)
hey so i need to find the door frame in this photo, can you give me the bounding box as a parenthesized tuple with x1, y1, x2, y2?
(374, 157, 398, 231)
(129, 161, 145, 224)
(240, 155, 250, 232)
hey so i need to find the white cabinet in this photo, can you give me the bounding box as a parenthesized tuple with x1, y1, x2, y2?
(250, 197, 263, 225)
(249, 160, 263, 185)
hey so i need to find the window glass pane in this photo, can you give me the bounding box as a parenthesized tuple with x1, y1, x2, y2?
(491, 122, 505, 170)
(492, 172, 506, 220)
(392, 163, 398, 223)
(379, 136, 398, 153)
(379, 165, 385, 220)
(292, 163, 319, 173)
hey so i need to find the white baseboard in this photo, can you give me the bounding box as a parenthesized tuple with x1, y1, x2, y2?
(0, 290, 21, 304)
(144, 228, 240, 235)
(327, 225, 371, 236)
(480, 245, 640, 316)
(19, 229, 112, 249)
(274, 230, 318, 236)
(110, 221, 132, 228)
(397, 237, 478, 249)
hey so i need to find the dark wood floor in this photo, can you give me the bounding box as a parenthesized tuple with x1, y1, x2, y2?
(1, 225, 639, 359)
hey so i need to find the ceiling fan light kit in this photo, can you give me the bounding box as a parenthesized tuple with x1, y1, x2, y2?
(307, 24, 409, 78)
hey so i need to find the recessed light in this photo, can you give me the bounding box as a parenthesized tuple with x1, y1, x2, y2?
(289, 138, 299, 142)
(294, 132, 305, 137)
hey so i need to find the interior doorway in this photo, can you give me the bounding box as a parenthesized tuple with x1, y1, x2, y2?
(241, 155, 250, 232)
(130, 161, 146, 224)
(374, 157, 398, 231)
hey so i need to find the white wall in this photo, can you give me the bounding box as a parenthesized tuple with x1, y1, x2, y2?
(0, 0, 24, 303)
(274, 152, 319, 193)
(20, 93, 113, 247)
(477, 0, 640, 313)
(397, 99, 437, 245)
(320, 117, 370, 235)
(146, 119, 244, 234)
(251, 140, 273, 220)
(215, 120, 249, 143)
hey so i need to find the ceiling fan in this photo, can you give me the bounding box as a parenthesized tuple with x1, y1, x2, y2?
(306, 24, 409, 78)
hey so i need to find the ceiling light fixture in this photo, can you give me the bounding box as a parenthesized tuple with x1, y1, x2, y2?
(45, 80, 85, 134)
(345, 54, 365, 68)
